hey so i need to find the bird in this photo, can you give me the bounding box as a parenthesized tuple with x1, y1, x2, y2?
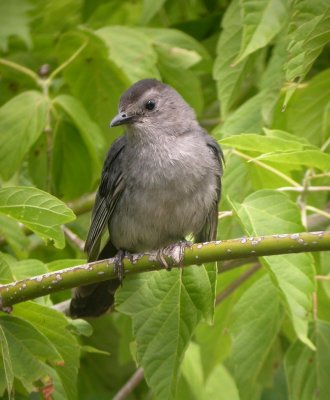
(70, 78, 223, 318)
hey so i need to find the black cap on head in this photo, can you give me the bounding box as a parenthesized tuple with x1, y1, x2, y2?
(119, 79, 166, 109)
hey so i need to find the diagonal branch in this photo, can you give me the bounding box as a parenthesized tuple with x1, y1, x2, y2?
(0, 231, 329, 310)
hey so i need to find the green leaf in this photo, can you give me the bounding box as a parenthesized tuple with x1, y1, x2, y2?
(0, 253, 14, 285)
(140, 0, 167, 24)
(213, 0, 256, 118)
(0, 0, 33, 51)
(55, 30, 128, 140)
(235, 190, 304, 235)
(220, 132, 312, 153)
(0, 325, 14, 398)
(10, 259, 48, 281)
(235, 190, 316, 348)
(236, 0, 289, 63)
(0, 315, 63, 392)
(256, 150, 330, 171)
(53, 94, 105, 161)
(0, 91, 48, 180)
(0, 186, 75, 249)
(13, 302, 81, 400)
(259, 38, 288, 124)
(96, 26, 160, 82)
(285, 7, 330, 83)
(0, 215, 29, 258)
(275, 69, 330, 146)
(229, 274, 283, 400)
(157, 53, 204, 115)
(178, 342, 204, 400)
(203, 364, 240, 400)
(51, 119, 96, 200)
(285, 320, 330, 400)
(116, 265, 216, 400)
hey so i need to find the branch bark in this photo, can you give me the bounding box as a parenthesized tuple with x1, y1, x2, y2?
(0, 231, 329, 310)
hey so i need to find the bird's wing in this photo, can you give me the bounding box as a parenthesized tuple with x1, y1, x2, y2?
(196, 134, 224, 242)
(84, 135, 127, 261)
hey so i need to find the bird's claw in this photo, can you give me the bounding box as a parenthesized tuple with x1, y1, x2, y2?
(113, 250, 131, 284)
(157, 240, 192, 271)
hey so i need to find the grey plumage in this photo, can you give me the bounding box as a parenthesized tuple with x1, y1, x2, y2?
(70, 79, 223, 318)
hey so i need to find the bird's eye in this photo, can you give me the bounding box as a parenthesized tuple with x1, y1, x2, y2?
(145, 100, 156, 110)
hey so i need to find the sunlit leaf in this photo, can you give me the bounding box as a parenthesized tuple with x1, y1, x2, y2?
(236, 0, 288, 63)
(0, 187, 75, 249)
(235, 190, 315, 348)
(116, 265, 216, 400)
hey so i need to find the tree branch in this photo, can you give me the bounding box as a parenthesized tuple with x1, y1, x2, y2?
(0, 231, 329, 310)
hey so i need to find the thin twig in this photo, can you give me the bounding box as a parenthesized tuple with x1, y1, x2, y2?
(216, 264, 261, 305)
(113, 368, 144, 400)
(278, 186, 330, 192)
(49, 41, 88, 81)
(218, 210, 233, 219)
(62, 226, 85, 252)
(315, 275, 330, 281)
(306, 205, 330, 220)
(0, 58, 39, 82)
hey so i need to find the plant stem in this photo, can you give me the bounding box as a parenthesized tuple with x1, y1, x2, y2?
(0, 58, 39, 83)
(0, 231, 329, 309)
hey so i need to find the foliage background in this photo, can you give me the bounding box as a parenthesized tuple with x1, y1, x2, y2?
(0, 0, 329, 399)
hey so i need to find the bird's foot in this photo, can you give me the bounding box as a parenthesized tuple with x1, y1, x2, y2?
(0, 296, 12, 314)
(114, 250, 132, 284)
(157, 240, 192, 271)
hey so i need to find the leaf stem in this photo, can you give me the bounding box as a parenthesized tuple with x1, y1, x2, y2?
(0, 58, 39, 83)
(233, 150, 301, 187)
(0, 231, 329, 309)
(48, 41, 88, 81)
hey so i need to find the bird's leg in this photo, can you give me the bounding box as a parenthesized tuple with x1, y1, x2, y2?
(157, 240, 192, 271)
(113, 249, 132, 284)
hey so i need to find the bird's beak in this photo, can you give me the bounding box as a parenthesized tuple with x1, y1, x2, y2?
(110, 113, 133, 127)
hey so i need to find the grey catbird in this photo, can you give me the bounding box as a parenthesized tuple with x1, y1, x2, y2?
(70, 79, 223, 318)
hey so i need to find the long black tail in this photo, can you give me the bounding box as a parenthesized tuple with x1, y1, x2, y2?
(70, 240, 120, 318)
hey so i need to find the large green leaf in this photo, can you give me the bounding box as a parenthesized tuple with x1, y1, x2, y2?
(53, 94, 105, 162)
(235, 190, 316, 348)
(220, 132, 313, 153)
(0, 0, 33, 51)
(285, 321, 330, 400)
(51, 119, 96, 200)
(116, 265, 216, 400)
(275, 69, 330, 146)
(13, 302, 82, 400)
(96, 26, 160, 82)
(285, 7, 330, 83)
(236, 0, 288, 63)
(215, 92, 265, 137)
(229, 274, 283, 400)
(203, 364, 240, 400)
(0, 186, 75, 249)
(0, 315, 63, 392)
(55, 30, 128, 141)
(0, 91, 48, 180)
(213, 0, 256, 118)
(256, 150, 330, 171)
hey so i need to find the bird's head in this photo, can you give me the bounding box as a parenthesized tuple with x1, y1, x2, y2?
(110, 79, 197, 137)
